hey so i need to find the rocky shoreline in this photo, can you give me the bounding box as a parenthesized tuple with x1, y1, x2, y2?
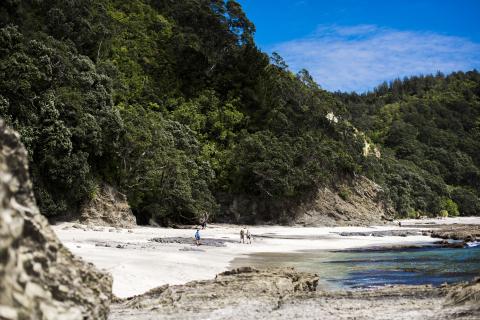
(336, 224, 480, 248)
(428, 224, 480, 242)
(110, 267, 480, 320)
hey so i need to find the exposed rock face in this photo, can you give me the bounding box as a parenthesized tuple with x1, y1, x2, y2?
(80, 184, 136, 228)
(110, 267, 319, 319)
(295, 175, 394, 226)
(0, 120, 112, 319)
(219, 176, 393, 226)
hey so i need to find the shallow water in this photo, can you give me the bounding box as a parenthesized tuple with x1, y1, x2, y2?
(230, 245, 480, 289)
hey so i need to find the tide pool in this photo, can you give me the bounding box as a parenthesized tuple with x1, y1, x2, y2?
(230, 245, 480, 289)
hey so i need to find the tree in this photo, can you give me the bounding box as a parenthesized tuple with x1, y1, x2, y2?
(116, 104, 217, 224)
(439, 197, 459, 217)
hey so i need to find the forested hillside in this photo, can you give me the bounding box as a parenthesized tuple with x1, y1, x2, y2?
(0, 0, 364, 224)
(338, 72, 480, 218)
(0, 1, 478, 224)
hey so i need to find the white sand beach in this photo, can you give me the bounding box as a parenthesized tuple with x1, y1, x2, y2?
(52, 217, 480, 298)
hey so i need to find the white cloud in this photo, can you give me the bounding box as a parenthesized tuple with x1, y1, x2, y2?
(268, 25, 480, 92)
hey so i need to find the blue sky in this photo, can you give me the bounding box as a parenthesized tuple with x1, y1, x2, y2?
(237, 0, 480, 92)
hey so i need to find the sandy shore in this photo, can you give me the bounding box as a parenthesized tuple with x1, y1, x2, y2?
(52, 217, 479, 298)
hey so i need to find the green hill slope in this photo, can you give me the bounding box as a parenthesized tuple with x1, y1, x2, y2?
(338, 71, 480, 217)
(0, 1, 478, 224)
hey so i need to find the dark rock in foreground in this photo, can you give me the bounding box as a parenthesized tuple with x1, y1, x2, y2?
(0, 120, 112, 319)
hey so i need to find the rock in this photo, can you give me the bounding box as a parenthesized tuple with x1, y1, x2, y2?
(337, 229, 421, 237)
(110, 267, 479, 319)
(444, 277, 480, 316)
(433, 240, 466, 248)
(0, 120, 112, 319)
(179, 247, 205, 252)
(150, 237, 236, 247)
(295, 176, 395, 226)
(112, 267, 319, 318)
(0, 306, 18, 320)
(218, 176, 394, 226)
(79, 183, 136, 228)
(430, 225, 480, 242)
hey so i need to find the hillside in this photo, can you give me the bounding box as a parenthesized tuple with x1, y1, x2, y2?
(338, 72, 480, 218)
(0, 0, 478, 225)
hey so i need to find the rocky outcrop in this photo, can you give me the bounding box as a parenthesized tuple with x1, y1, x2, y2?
(295, 175, 394, 226)
(429, 225, 480, 242)
(80, 184, 136, 228)
(445, 277, 480, 315)
(219, 175, 394, 226)
(110, 267, 479, 320)
(110, 267, 319, 319)
(0, 120, 112, 319)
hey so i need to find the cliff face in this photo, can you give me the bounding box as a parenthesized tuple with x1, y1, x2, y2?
(80, 184, 136, 228)
(295, 175, 394, 226)
(0, 120, 112, 319)
(220, 175, 394, 226)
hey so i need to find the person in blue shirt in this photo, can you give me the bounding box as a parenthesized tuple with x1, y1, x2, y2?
(195, 228, 201, 246)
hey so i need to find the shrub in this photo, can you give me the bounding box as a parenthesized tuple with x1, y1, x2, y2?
(406, 209, 419, 219)
(338, 187, 351, 201)
(439, 210, 448, 218)
(439, 197, 460, 217)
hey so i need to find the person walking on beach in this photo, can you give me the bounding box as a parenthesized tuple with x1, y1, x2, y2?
(195, 228, 201, 246)
(240, 228, 245, 244)
(246, 228, 252, 244)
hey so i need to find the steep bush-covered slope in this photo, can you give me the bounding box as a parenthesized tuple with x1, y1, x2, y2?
(0, 1, 478, 224)
(339, 71, 480, 217)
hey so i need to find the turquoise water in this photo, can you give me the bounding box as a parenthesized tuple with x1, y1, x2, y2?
(230, 245, 480, 289)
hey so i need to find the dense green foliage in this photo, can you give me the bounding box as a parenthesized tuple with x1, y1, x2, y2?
(338, 71, 480, 217)
(1, 1, 478, 223)
(0, 0, 364, 224)
(0, 24, 122, 216)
